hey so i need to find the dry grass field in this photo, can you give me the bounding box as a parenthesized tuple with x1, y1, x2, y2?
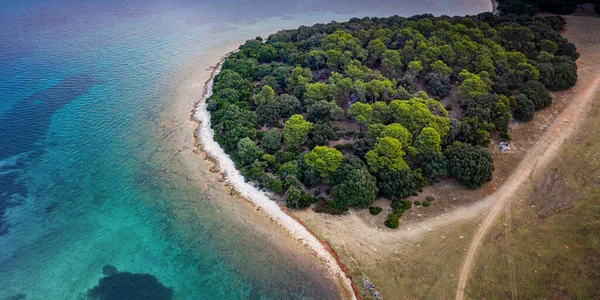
(464, 14, 600, 299)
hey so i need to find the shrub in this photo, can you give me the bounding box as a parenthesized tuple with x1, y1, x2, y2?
(285, 186, 314, 209)
(401, 200, 412, 210)
(369, 206, 383, 215)
(270, 179, 283, 193)
(276, 151, 296, 163)
(422, 201, 431, 207)
(414, 201, 422, 206)
(313, 199, 347, 215)
(384, 213, 400, 229)
(425, 196, 435, 202)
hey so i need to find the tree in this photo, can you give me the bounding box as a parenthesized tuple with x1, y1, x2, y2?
(381, 50, 403, 78)
(285, 186, 313, 209)
(287, 66, 313, 99)
(497, 0, 537, 15)
(365, 79, 393, 102)
(308, 122, 336, 148)
(237, 137, 261, 165)
(305, 82, 330, 104)
(514, 94, 535, 121)
(538, 61, 577, 91)
(425, 72, 451, 98)
(253, 85, 275, 106)
(420, 151, 448, 178)
(376, 168, 423, 198)
(283, 114, 313, 151)
(458, 70, 490, 101)
(261, 128, 283, 151)
(366, 39, 387, 65)
(521, 80, 552, 110)
(278, 94, 301, 118)
(371, 101, 390, 124)
(445, 143, 494, 188)
(365, 137, 409, 172)
(332, 168, 377, 208)
(430, 60, 452, 77)
(349, 102, 373, 125)
(212, 105, 258, 150)
(213, 69, 252, 92)
(415, 127, 442, 154)
(381, 124, 412, 147)
(325, 49, 350, 71)
(330, 155, 367, 186)
(256, 100, 280, 126)
(388, 99, 450, 137)
(407, 60, 423, 76)
(304, 146, 343, 177)
(306, 100, 344, 123)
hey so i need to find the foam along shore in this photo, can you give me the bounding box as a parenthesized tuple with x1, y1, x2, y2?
(194, 55, 358, 300)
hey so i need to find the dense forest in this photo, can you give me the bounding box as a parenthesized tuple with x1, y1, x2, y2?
(497, 0, 600, 15)
(207, 12, 579, 227)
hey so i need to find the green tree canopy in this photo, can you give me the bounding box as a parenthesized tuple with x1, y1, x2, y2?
(414, 127, 442, 154)
(332, 168, 377, 208)
(283, 114, 313, 151)
(381, 123, 412, 147)
(261, 128, 283, 151)
(349, 102, 373, 125)
(237, 137, 262, 165)
(365, 137, 409, 172)
(304, 146, 343, 177)
(445, 143, 494, 188)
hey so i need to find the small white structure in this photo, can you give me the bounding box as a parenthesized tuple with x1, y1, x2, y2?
(499, 142, 510, 152)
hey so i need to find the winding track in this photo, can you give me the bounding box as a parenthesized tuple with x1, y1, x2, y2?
(454, 17, 600, 298)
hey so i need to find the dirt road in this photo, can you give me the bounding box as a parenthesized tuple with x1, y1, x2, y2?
(455, 15, 600, 300)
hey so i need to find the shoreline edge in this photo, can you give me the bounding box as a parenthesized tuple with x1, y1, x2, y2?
(192, 53, 361, 300)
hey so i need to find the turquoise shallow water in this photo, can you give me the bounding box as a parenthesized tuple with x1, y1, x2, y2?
(0, 1, 490, 299)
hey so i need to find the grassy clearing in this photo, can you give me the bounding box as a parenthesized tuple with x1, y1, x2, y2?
(346, 220, 481, 300)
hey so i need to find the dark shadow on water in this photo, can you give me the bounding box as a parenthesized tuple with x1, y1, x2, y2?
(87, 265, 174, 300)
(0, 73, 97, 236)
(0, 72, 97, 159)
(2, 293, 27, 300)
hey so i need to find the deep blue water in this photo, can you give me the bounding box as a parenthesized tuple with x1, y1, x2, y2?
(0, 0, 490, 299)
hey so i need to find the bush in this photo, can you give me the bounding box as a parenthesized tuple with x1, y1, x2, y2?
(276, 151, 296, 163)
(369, 206, 383, 215)
(313, 199, 347, 215)
(384, 213, 400, 229)
(414, 201, 422, 206)
(425, 196, 435, 202)
(422, 201, 431, 207)
(285, 186, 314, 209)
(270, 179, 283, 193)
(401, 200, 412, 210)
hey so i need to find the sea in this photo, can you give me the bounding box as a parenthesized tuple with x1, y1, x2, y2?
(0, 0, 490, 299)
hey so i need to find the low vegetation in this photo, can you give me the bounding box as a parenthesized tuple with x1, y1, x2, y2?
(208, 12, 578, 227)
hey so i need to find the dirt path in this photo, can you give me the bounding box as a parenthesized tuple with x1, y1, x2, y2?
(455, 16, 600, 299)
